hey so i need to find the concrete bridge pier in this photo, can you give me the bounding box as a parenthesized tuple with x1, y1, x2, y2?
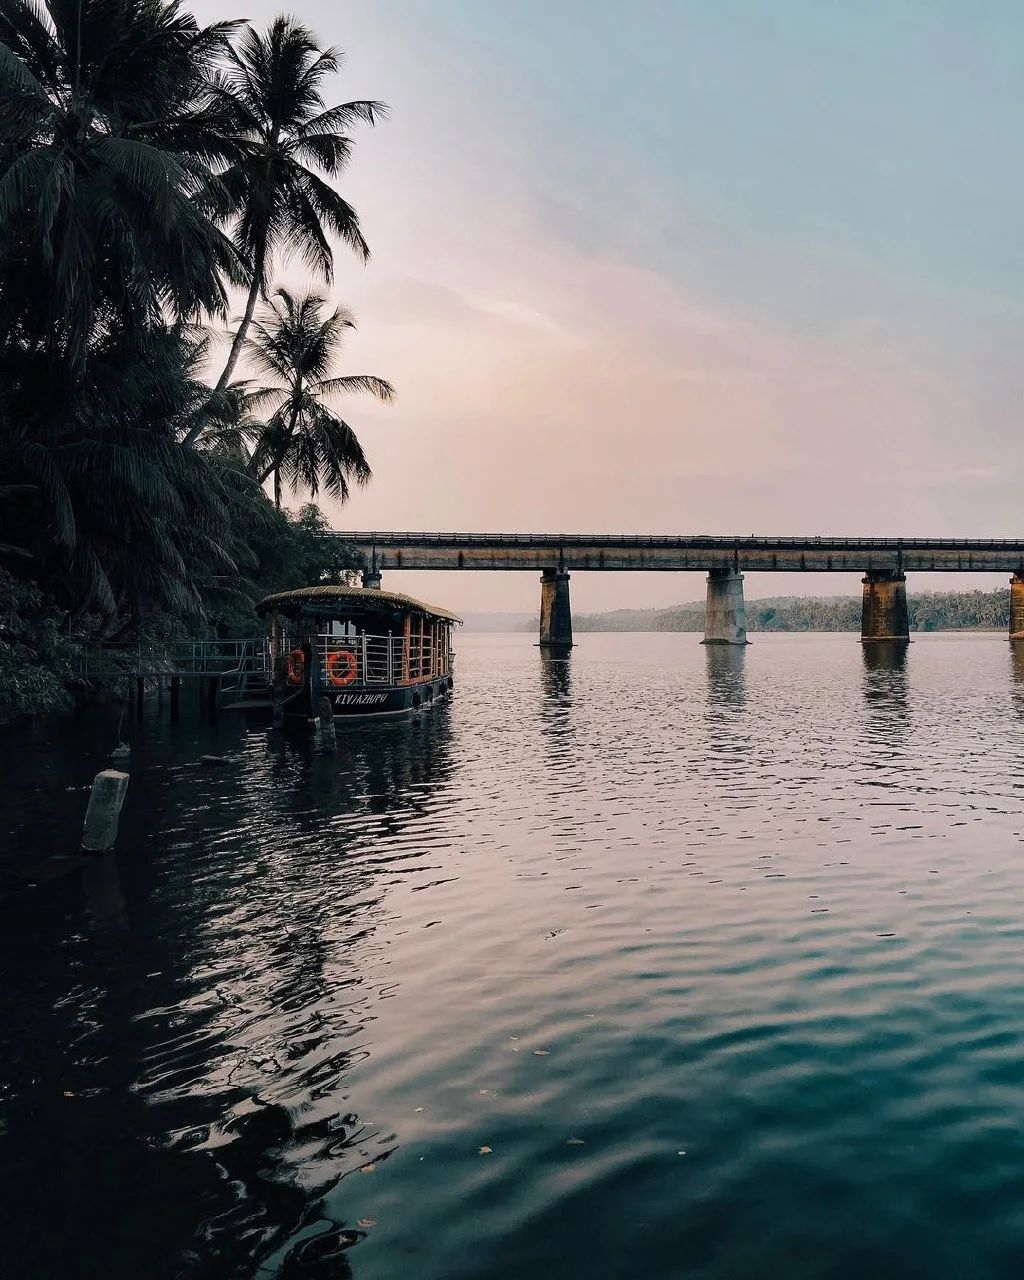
(702, 569, 748, 645)
(1009, 574, 1024, 640)
(861, 570, 910, 642)
(362, 566, 382, 589)
(539, 569, 573, 648)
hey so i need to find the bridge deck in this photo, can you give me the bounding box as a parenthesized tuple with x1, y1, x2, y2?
(331, 533, 1024, 573)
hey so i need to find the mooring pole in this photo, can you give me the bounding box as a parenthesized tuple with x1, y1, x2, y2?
(206, 675, 219, 722)
(81, 769, 130, 853)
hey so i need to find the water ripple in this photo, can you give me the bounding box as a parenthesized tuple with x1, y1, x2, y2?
(4, 634, 1024, 1278)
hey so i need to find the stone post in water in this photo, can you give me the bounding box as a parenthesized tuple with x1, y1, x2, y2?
(81, 769, 130, 852)
(861, 570, 910, 643)
(703, 569, 748, 645)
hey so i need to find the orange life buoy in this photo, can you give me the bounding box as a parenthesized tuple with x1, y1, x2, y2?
(326, 648, 358, 687)
(287, 648, 305, 686)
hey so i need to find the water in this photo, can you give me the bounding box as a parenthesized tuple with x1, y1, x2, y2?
(4, 632, 1024, 1279)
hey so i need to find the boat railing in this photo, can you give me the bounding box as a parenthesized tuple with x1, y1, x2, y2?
(316, 634, 403, 685)
(315, 633, 442, 685)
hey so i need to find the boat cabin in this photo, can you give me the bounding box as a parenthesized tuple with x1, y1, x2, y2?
(257, 586, 461, 720)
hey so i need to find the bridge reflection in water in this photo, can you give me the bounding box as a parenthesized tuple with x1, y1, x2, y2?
(334, 531, 1024, 649)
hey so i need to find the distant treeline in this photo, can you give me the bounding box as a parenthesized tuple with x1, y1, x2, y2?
(539, 589, 1012, 633)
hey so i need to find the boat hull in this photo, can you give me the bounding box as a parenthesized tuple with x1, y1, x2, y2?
(327, 676, 453, 717)
(277, 672, 454, 721)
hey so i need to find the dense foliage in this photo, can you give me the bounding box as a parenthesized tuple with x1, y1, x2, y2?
(0, 568, 72, 722)
(201, 503, 359, 636)
(0, 1, 386, 716)
(565, 590, 1014, 633)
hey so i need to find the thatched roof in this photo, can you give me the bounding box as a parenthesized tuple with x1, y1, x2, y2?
(256, 585, 462, 624)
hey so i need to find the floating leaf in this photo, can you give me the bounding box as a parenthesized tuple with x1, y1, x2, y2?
(479, 1089, 489, 1095)
(566, 1137, 585, 1146)
(532, 1050, 550, 1057)
(357, 1218, 376, 1229)
(478, 1145, 492, 1155)
(360, 1163, 376, 1174)
(415, 1107, 424, 1113)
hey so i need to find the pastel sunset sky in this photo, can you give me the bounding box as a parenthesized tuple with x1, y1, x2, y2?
(198, 1, 1024, 613)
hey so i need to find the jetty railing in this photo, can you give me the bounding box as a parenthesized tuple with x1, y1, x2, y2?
(73, 638, 270, 680)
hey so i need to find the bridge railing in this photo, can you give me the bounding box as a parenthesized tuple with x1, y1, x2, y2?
(326, 531, 1024, 550)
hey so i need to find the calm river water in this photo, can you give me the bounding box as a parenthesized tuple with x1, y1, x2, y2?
(4, 633, 1024, 1279)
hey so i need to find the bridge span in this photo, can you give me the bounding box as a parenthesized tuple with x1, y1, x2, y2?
(331, 532, 1024, 648)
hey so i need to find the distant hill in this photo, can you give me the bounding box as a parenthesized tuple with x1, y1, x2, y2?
(510, 589, 1012, 633)
(461, 611, 536, 632)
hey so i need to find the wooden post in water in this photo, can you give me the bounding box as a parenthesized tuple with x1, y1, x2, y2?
(317, 695, 335, 743)
(81, 769, 130, 852)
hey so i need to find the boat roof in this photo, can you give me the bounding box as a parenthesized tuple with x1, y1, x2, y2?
(256, 585, 463, 624)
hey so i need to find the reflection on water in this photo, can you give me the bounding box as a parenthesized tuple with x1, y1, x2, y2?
(860, 639, 909, 675)
(538, 649, 573, 702)
(704, 644, 747, 709)
(860, 640, 910, 751)
(1009, 641, 1024, 722)
(4, 633, 1024, 1280)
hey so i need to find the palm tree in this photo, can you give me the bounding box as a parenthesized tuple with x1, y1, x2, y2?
(206, 15, 386, 405)
(0, 0, 243, 361)
(245, 288, 393, 510)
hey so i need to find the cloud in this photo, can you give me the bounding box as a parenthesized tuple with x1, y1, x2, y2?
(197, 0, 1024, 611)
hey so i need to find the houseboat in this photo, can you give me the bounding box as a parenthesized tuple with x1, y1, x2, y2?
(257, 585, 461, 720)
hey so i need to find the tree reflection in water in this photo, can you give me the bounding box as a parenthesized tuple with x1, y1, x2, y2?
(183, 710, 459, 1277)
(0, 706, 457, 1280)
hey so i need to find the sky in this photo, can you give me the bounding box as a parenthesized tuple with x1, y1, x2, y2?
(198, 1, 1024, 613)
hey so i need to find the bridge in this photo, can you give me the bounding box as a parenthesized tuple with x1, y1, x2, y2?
(334, 532, 1024, 647)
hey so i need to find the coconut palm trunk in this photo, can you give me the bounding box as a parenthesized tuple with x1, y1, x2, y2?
(260, 394, 303, 509)
(215, 270, 262, 395)
(182, 17, 384, 448)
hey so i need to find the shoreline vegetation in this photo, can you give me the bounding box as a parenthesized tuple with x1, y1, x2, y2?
(510, 589, 1015, 634)
(0, 2, 386, 723)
